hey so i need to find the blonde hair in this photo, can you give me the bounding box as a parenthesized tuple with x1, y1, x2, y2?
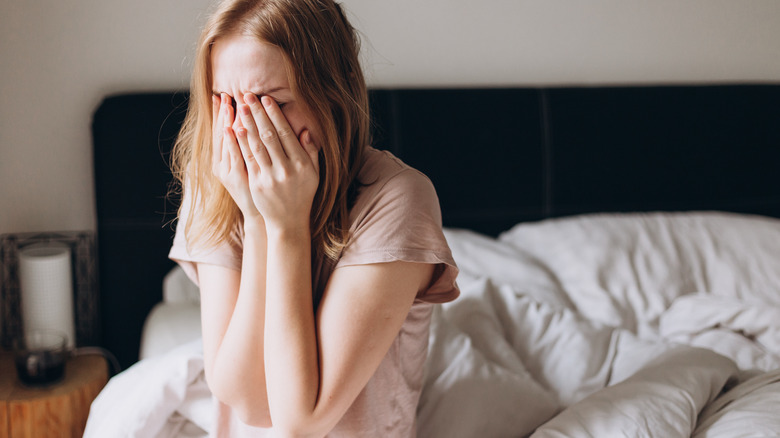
(171, 0, 370, 260)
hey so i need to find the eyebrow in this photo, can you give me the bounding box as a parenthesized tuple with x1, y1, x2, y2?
(211, 87, 287, 97)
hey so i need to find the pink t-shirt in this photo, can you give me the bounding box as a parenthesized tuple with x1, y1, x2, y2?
(169, 147, 459, 437)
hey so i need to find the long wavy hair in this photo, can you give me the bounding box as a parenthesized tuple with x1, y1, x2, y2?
(171, 0, 370, 260)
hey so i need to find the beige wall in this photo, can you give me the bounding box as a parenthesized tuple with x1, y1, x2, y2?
(2, 0, 779, 234)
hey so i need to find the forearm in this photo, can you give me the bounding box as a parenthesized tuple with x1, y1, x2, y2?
(263, 226, 321, 433)
(206, 220, 272, 426)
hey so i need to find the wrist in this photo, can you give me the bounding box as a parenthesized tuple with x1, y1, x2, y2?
(264, 223, 311, 245)
(243, 215, 267, 237)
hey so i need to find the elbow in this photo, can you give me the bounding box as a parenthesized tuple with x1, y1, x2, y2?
(266, 425, 323, 438)
(232, 402, 274, 429)
(203, 368, 328, 434)
(234, 404, 328, 435)
(267, 412, 332, 438)
(205, 371, 273, 428)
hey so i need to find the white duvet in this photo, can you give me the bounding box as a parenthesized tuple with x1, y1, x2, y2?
(86, 212, 780, 437)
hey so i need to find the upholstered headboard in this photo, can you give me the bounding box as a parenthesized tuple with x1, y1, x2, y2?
(92, 85, 780, 368)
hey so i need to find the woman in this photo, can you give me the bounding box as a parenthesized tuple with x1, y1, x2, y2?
(168, 0, 459, 436)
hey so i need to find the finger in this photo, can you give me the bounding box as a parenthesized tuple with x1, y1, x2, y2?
(220, 97, 234, 165)
(222, 127, 231, 167)
(223, 126, 243, 169)
(211, 94, 220, 134)
(234, 125, 260, 173)
(246, 93, 286, 165)
(221, 94, 240, 170)
(222, 93, 234, 129)
(239, 94, 272, 168)
(299, 130, 320, 171)
(211, 95, 223, 170)
(260, 95, 303, 163)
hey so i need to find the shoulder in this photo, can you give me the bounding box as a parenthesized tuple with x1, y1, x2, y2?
(335, 147, 460, 303)
(340, 147, 451, 266)
(339, 148, 459, 303)
(353, 147, 440, 217)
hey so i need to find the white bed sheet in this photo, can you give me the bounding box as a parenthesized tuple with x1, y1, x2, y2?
(88, 211, 780, 437)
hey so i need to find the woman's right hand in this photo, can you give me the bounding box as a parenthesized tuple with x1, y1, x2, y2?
(212, 93, 263, 222)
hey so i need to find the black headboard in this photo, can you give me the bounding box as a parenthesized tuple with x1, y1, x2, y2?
(93, 85, 780, 369)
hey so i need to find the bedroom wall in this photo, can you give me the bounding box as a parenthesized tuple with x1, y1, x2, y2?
(1, 0, 779, 235)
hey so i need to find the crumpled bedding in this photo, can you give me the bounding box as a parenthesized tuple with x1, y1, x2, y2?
(660, 294, 780, 372)
(84, 340, 211, 438)
(533, 346, 738, 437)
(86, 212, 780, 437)
(419, 272, 780, 438)
(429, 212, 780, 437)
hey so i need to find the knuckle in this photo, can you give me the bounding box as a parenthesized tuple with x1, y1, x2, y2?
(277, 128, 295, 140)
(293, 160, 307, 171)
(260, 130, 276, 141)
(271, 169, 287, 183)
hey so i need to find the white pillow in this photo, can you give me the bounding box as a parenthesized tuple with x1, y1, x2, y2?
(163, 265, 200, 303)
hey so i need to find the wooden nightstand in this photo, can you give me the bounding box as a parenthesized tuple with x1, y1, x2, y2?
(0, 352, 108, 437)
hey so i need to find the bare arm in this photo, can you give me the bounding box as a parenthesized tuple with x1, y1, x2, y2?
(199, 231, 432, 435)
(197, 93, 272, 426)
(265, 247, 433, 436)
(242, 94, 435, 436)
(198, 219, 271, 426)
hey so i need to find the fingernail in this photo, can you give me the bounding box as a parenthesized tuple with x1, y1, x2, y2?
(244, 93, 258, 105)
(261, 96, 272, 108)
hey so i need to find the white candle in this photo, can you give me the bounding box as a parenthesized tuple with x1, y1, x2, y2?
(18, 243, 75, 348)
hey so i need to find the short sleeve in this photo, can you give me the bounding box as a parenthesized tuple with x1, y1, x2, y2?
(168, 186, 242, 286)
(337, 168, 459, 303)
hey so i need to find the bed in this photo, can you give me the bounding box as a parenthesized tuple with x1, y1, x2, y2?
(86, 85, 780, 437)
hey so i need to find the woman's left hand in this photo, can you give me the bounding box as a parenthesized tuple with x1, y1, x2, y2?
(234, 93, 320, 234)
